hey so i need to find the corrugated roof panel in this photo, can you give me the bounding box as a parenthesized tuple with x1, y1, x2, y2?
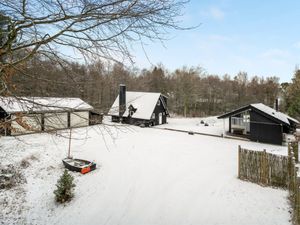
(0, 97, 93, 113)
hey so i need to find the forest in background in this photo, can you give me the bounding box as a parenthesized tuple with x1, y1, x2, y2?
(1, 0, 300, 120)
(0, 0, 196, 117)
(7, 55, 300, 119)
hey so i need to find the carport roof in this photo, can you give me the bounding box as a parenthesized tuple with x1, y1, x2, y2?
(0, 97, 93, 113)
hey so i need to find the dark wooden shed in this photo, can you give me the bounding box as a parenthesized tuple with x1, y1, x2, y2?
(218, 103, 299, 145)
(108, 85, 169, 126)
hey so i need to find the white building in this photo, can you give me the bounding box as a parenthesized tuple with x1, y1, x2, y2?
(0, 97, 94, 135)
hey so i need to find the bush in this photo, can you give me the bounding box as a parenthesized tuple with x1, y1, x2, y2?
(54, 170, 75, 203)
(0, 164, 25, 189)
(20, 159, 30, 168)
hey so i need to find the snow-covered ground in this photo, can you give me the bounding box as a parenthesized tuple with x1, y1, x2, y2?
(0, 121, 291, 225)
(160, 116, 289, 155)
(160, 116, 227, 136)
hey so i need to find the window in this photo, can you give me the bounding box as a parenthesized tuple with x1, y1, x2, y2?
(242, 111, 250, 123)
(151, 113, 155, 119)
(157, 100, 160, 106)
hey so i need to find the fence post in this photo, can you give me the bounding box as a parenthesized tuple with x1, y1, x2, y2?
(238, 145, 241, 179)
(257, 149, 268, 186)
(259, 150, 263, 184)
(263, 149, 268, 186)
(289, 150, 293, 191)
(294, 142, 299, 163)
(292, 154, 296, 204)
(290, 152, 295, 194)
(296, 175, 300, 225)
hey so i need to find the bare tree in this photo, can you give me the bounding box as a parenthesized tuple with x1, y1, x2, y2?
(0, 0, 190, 95)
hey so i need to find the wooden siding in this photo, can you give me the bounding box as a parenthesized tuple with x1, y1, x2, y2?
(70, 111, 89, 128)
(10, 114, 42, 135)
(44, 112, 69, 131)
(152, 98, 167, 125)
(250, 110, 283, 145)
(1, 109, 92, 136)
(112, 95, 168, 126)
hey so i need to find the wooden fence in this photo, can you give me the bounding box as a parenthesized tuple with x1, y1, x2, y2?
(238, 141, 300, 224)
(238, 146, 289, 188)
(288, 142, 300, 225)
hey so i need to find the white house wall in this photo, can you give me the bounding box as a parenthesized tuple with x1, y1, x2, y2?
(9, 111, 90, 135)
(44, 112, 68, 131)
(11, 114, 42, 135)
(70, 111, 89, 128)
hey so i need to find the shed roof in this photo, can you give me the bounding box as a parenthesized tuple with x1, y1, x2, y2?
(108, 91, 167, 120)
(218, 103, 299, 126)
(0, 97, 93, 113)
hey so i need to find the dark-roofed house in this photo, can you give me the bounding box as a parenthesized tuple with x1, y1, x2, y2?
(0, 97, 97, 136)
(218, 103, 299, 145)
(108, 85, 169, 126)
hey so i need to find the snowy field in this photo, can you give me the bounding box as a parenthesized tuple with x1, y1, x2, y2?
(160, 116, 291, 155)
(160, 116, 227, 136)
(0, 121, 291, 225)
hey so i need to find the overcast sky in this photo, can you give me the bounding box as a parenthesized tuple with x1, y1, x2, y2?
(131, 0, 300, 82)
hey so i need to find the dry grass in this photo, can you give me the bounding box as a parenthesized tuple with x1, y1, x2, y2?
(0, 165, 26, 190)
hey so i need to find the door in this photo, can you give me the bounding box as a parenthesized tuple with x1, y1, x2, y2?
(159, 113, 162, 125)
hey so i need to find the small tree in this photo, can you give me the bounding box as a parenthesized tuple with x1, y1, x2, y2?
(54, 170, 75, 203)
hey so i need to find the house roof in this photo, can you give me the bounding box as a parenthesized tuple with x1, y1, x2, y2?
(251, 103, 299, 125)
(218, 103, 299, 126)
(108, 91, 167, 120)
(0, 97, 93, 113)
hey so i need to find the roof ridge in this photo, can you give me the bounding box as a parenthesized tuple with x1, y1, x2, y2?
(126, 91, 161, 94)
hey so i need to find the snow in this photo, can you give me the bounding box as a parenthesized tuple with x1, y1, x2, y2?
(218, 103, 299, 125)
(0, 119, 291, 225)
(160, 116, 291, 155)
(251, 103, 292, 124)
(160, 116, 226, 136)
(108, 92, 162, 120)
(0, 97, 93, 113)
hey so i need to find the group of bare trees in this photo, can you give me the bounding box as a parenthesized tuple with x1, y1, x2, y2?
(9, 55, 281, 117)
(0, 0, 189, 96)
(0, 0, 297, 119)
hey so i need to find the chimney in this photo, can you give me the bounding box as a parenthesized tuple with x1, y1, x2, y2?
(275, 98, 279, 111)
(119, 84, 126, 120)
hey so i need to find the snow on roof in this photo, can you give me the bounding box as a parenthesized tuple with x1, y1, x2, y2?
(108, 91, 162, 120)
(286, 114, 299, 124)
(251, 103, 299, 125)
(0, 97, 93, 113)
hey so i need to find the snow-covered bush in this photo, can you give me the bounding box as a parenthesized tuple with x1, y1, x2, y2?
(54, 170, 75, 203)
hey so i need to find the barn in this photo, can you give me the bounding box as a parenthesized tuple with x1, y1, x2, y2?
(218, 103, 299, 145)
(108, 85, 169, 126)
(0, 97, 96, 136)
